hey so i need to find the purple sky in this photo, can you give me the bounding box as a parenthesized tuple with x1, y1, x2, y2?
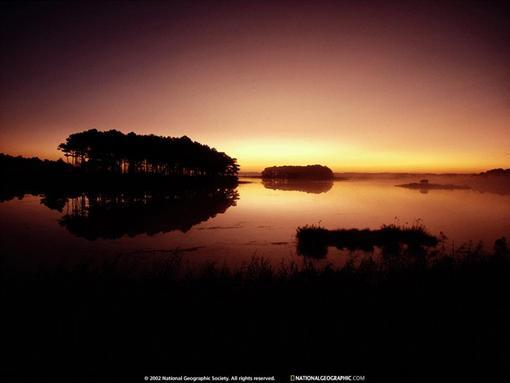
(1, 0, 509, 171)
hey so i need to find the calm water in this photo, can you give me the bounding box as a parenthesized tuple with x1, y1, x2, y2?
(1, 177, 509, 270)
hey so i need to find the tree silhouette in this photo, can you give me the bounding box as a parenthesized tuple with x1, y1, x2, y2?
(58, 129, 239, 177)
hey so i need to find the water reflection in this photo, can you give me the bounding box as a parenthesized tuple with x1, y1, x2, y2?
(262, 179, 333, 194)
(1, 178, 510, 268)
(41, 187, 238, 240)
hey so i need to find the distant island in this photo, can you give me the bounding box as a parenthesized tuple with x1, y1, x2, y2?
(394, 170, 510, 195)
(478, 168, 510, 177)
(396, 179, 470, 191)
(261, 165, 334, 179)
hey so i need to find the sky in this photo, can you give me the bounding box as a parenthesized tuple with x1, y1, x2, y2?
(1, 0, 509, 172)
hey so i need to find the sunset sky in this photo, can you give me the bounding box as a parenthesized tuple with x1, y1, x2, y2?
(1, 0, 509, 172)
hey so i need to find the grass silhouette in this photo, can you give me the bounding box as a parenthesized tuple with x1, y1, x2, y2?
(296, 223, 439, 257)
(2, 234, 508, 382)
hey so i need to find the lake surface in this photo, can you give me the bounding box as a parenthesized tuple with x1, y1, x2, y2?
(1, 176, 509, 270)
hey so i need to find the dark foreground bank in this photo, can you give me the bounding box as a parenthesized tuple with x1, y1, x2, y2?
(1, 241, 509, 382)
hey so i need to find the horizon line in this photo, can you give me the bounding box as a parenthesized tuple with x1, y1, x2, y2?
(2, 151, 508, 175)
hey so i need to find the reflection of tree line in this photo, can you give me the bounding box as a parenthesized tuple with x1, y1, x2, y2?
(39, 187, 239, 240)
(262, 179, 333, 194)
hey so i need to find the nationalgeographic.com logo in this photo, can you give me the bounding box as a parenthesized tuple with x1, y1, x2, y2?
(290, 376, 365, 382)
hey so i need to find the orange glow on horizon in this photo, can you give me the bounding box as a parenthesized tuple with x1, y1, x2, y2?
(1, 2, 509, 173)
(3, 136, 506, 174)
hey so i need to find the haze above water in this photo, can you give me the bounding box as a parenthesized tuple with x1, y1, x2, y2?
(2, 176, 509, 270)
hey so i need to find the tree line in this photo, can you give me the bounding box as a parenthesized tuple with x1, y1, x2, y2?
(58, 129, 239, 177)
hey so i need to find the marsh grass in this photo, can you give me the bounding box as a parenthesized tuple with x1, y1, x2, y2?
(296, 222, 440, 257)
(1, 238, 508, 382)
